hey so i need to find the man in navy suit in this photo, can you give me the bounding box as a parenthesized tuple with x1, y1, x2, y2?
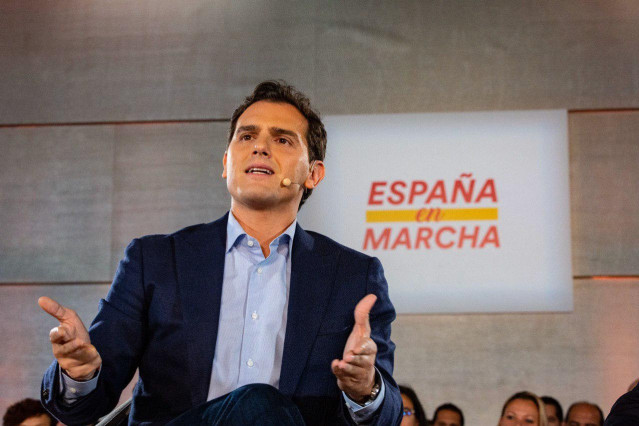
(39, 81, 402, 425)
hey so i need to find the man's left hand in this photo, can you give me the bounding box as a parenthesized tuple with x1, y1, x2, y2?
(331, 294, 378, 404)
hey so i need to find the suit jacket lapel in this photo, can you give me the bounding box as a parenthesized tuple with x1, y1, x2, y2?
(173, 213, 228, 406)
(279, 225, 338, 395)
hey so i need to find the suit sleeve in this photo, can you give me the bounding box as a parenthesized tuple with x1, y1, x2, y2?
(42, 238, 147, 425)
(344, 256, 403, 426)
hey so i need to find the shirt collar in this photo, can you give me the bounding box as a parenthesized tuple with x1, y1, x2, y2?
(226, 211, 297, 254)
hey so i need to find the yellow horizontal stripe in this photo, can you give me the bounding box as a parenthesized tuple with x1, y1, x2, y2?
(366, 209, 417, 222)
(366, 208, 498, 223)
(441, 208, 498, 221)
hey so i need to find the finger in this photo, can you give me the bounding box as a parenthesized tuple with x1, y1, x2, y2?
(332, 360, 367, 378)
(332, 359, 348, 383)
(54, 341, 99, 363)
(49, 325, 73, 344)
(331, 359, 341, 375)
(331, 359, 355, 377)
(53, 339, 87, 358)
(38, 296, 69, 322)
(353, 294, 377, 336)
(343, 353, 375, 369)
(351, 338, 377, 356)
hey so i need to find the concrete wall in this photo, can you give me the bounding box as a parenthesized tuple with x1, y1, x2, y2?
(1, 2, 638, 424)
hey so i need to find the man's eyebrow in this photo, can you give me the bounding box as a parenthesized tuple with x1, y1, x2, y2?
(236, 125, 260, 133)
(235, 125, 301, 142)
(270, 127, 301, 141)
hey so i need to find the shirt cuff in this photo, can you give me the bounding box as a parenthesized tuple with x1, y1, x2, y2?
(58, 365, 100, 405)
(342, 369, 386, 423)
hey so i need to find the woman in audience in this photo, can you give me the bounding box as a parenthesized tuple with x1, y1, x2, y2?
(399, 385, 428, 426)
(498, 391, 548, 426)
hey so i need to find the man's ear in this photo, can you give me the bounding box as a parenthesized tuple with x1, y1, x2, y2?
(304, 160, 325, 189)
(222, 151, 228, 178)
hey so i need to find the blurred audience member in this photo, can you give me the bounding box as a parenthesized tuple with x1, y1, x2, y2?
(3, 398, 56, 426)
(605, 378, 639, 425)
(498, 391, 548, 426)
(433, 402, 464, 426)
(541, 396, 563, 426)
(564, 402, 603, 426)
(399, 385, 427, 426)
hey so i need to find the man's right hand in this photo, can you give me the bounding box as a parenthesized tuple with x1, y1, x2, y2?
(38, 296, 102, 381)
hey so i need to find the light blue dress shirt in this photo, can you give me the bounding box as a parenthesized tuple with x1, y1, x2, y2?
(60, 213, 384, 422)
(207, 213, 295, 399)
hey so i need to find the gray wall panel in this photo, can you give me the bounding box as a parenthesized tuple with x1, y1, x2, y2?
(110, 122, 230, 271)
(0, 1, 317, 124)
(570, 111, 639, 275)
(1, 2, 638, 124)
(393, 279, 639, 424)
(314, 2, 639, 115)
(0, 126, 114, 282)
(0, 284, 135, 422)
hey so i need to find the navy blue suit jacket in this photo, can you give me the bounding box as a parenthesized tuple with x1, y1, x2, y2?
(605, 384, 639, 425)
(42, 213, 402, 425)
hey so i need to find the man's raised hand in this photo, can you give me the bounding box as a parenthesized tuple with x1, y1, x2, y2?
(331, 294, 378, 403)
(38, 296, 102, 381)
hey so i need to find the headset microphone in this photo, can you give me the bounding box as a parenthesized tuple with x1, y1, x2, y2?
(281, 161, 317, 188)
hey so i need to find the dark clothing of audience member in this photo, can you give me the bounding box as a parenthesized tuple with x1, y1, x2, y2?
(604, 382, 639, 426)
(3, 398, 56, 426)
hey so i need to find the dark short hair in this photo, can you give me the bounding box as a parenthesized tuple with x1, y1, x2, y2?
(228, 80, 327, 208)
(565, 401, 604, 426)
(434, 402, 465, 426)
(542, 396, 564, 422)
(3, 398, 55, 426)
(399, 385, 428, 425)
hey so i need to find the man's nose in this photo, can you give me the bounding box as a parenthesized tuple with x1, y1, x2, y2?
(252, 136, 270, 157)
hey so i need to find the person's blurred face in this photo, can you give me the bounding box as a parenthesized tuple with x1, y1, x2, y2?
(434, 408, 462, 426)
(498, 398, 539, 426)
(565, 403, 601, 426)
(401, 393, 419, 426)
(19, 414, 52, 426)
(544, 403, 560, 426)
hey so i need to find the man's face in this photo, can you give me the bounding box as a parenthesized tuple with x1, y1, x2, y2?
(433, 408, 462, 426)
(565, 404, 601, 426)
(544, 403, 560, 426)
(223, 100, 323, 211)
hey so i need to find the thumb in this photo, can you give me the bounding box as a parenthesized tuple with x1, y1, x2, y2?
(38, 296, 70, 322)
(353, 294, 377, 336)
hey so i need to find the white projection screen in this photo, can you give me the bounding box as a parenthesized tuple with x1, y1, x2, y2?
(299, 110, 572, 314)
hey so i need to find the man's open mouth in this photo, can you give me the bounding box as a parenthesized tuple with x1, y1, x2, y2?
(246, 167, 274, 175)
